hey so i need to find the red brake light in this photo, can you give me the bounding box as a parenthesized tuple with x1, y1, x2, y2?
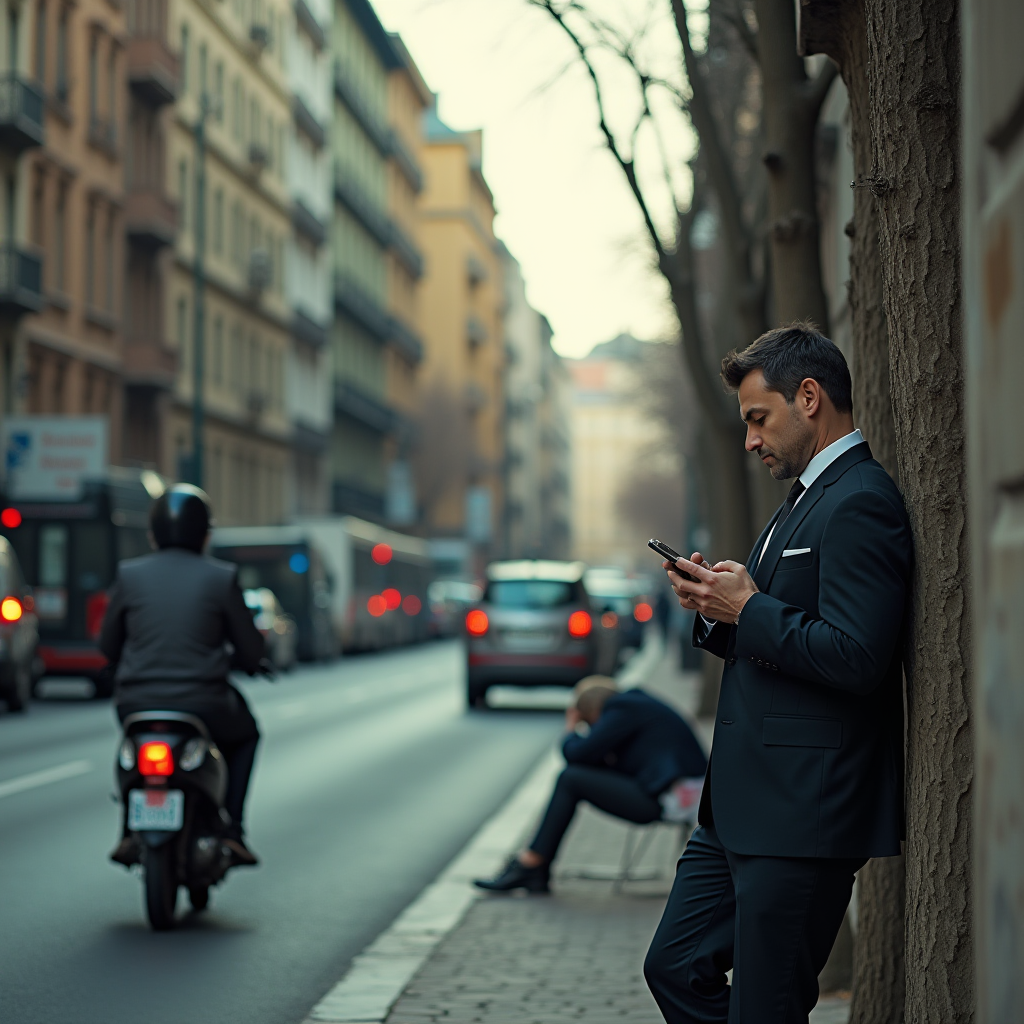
(634, 602, 653, 623)
(382, 587, 401, 611)
(402, 595, 422, 615)
(0, 597, 23, 622)
(1, 507, 22, 528)
(466, 609, 489, 636)
(138, 741, 174, 776)
(86, 591, 110, 638)
(568, 610, 592, 638)
(601, 611, 618, 629)
(367, 594, 387, 617)
(371, 543, 392, 565)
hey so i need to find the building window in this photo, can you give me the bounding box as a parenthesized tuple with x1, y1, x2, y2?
(53, 181, 66, 292)
(231, 199, 242, 266)
(212, 186, 223, 255)
(232, 77, 242, 140)
(35, 0, 46, 86)
(31, 168, 45, 248)
(84, 204, 95, 305)
(177, 296, 189, 375)
(212, 315, 223, 386)
(178, 158, 188, 229)
(55, 6, 68, 102)
(107, 46, 116, 124)
(105, 209, 115, 311)
(180, 23, 189, 93)
(88, 34, 98, 119)
(231, 323, 243, 393)
(214, 60, 224, 120)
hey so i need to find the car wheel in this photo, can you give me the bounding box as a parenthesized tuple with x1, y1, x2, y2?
(6, 662, 32, 713)
(467, 681, 488, 710)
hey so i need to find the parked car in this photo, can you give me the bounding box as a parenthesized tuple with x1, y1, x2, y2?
(243, 588, 298, 672)
(584, 569, 650, 651)
(428, 580, 483, 638)
(464, 560, 616, 709)
(0, 536, 40, 712)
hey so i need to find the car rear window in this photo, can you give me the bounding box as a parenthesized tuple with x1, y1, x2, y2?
(486, 580, 576, 609)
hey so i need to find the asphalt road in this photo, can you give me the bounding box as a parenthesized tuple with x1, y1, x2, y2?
(0, 641, 564, 1024)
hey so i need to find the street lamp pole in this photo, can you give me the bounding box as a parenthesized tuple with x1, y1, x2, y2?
(191, 94, 209, 489)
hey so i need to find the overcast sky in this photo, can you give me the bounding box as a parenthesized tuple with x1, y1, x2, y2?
(372, 0, 696, 359)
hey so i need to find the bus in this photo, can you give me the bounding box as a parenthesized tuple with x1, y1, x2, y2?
(0, 468, 165, 696)
(211, 517, 434, 655)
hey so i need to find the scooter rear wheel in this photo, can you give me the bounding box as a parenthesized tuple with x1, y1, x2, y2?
(144, 844, 179, 930)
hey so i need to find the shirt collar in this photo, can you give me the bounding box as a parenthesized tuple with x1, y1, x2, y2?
(798, 429, 864, 491)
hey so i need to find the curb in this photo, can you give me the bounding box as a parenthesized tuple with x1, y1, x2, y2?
(301, 747, 563, 1023)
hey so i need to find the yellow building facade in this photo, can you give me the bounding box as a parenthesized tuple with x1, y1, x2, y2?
(169, 0, 292, 525)
(418, 105, 504, 551)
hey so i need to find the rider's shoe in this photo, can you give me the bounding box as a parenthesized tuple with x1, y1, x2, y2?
(110, 836, 141, 867)
(473, 856, 550, 894)
(222, 826, 260, 867)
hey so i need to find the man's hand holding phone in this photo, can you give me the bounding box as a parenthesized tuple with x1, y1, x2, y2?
(664, 550, 760, 625)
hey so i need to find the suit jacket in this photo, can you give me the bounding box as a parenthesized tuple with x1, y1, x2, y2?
(563, 689, 708, 796)
(100, 548, 265, 706)
(694, 442, 910, 858)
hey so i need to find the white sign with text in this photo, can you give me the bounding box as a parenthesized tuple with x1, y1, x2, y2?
(2, 416, 109, 500)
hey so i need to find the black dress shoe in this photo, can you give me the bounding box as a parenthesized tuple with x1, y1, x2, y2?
(474, 857, 550, 893)
(110, 836, 141, 867)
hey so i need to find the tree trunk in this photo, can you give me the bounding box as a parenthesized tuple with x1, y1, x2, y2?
(755, 0, 833, 330)
(863, 2, 973, 1021)
(797, 3, 905, 1018)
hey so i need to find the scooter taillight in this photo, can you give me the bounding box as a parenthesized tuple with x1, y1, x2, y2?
(138, 741, 174, 776)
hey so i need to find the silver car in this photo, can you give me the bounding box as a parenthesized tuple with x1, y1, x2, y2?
(465, 560, 613, 708)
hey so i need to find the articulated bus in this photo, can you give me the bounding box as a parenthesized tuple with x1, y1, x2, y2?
(0, 469, 164, 695)
(211, 516, 433, 657)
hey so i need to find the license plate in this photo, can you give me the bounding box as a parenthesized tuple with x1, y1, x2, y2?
(127, 789, 184, 831)
(503, 630, 554, 650)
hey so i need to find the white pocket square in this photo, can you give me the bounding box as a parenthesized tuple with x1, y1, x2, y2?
(782, 547, 811, 557)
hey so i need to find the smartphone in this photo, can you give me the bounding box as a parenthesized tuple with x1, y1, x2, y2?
(648, 538, 698, 583)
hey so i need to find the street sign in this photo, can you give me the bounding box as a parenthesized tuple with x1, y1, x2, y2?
(2, 416, 108, 500)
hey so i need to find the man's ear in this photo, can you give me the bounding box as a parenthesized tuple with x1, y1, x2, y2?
(799, 378, 822, 417)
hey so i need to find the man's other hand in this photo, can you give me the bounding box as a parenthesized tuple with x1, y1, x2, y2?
(665, 552, 759, 624)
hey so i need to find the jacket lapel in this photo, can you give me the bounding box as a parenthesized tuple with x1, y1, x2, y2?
(752, 442, 873, 590)
(747, 513, 779, 573)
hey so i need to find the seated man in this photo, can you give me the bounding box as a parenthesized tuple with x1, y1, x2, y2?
(475, 677, 708, 893)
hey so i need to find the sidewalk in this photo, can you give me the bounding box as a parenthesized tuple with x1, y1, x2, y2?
(381, 636, 851, 1024)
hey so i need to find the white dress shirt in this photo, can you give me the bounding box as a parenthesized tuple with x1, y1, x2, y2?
(697, 428, 865, 629)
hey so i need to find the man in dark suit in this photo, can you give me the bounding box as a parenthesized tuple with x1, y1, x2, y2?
(644, 325, 910, 1023)
(474, 676, 707, 893)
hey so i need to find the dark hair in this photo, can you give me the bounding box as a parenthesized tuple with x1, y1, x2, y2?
(150, 484, 213, 553)
(720, 323, 853, 413)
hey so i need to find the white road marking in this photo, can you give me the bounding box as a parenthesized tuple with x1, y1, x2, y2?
(0, 760, 93, 800)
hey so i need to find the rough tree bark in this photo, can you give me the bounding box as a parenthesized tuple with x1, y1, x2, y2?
(799, 2, 905, 1019)
(862, 1, 974, 1021)
(755, 0, 836, 330)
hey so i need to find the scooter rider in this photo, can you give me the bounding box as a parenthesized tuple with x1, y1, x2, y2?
(100, 484, 266, 867)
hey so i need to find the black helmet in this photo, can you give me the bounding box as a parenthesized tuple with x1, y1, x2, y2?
(150, 484, 213, 552)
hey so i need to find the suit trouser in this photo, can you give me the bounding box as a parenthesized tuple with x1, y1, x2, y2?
(644, 824, 864, 1024)
(117, 683, 260, 828)
(527, 765, 662, 862)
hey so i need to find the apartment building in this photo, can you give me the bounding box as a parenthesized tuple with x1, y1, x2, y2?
(383, 33, 428, 527)
(8, 0, 126, 458)
(170, 0, 293, 525)
(418, 102, 504, 563)
(285, 0, 332, 514)
(329, 0, 401, 521)
(500, 245, 570, 559)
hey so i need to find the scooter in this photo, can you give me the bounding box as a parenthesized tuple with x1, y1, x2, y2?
(115, 711, 234, 930)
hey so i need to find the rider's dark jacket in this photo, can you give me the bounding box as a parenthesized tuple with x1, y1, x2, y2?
(100, 548, 264, 708)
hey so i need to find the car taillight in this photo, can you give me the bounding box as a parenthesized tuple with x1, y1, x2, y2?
(382, 588, 401, 611)
(86, 591, 110, 638)
(634, 602, 653, 623)
(367, 595, 387, 617)
(466, 609, 489, 636)
(568, 610, 592, 638)
(601, 611, 618, 629)
(0, 596, 23, 622)
(138, 741, 174, 776)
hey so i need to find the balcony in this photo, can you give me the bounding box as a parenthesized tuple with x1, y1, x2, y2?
(125, 187, 177, 249)
(122, 337, 176, 388)
(291, 307, 329, 348)
(293, 94, 325, 149)
(294, 0, 326, 50)
(389, 221, 424, 279)
(333, 271, 390, 340)
(333, 59, 391, 155)
(334, 379, 395, 434)
(292, 198, 327, 247)
(467, 315, 487, 347)
(333, 168, 391, 247)
(248, 142, 269, 171)
(248, 249, 272, 292)
(249, 23, 271, 51)
(0, 246, 43, 318)
(386, 315, 423, 365)
(127, 36, 179, 106)
(0, 75, 44, 154)
(388, 129, 423, 193)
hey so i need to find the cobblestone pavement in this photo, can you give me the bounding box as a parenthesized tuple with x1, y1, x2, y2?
(384, 640, 850, 1024)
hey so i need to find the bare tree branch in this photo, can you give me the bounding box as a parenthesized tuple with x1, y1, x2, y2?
(711, 1, 759, 62)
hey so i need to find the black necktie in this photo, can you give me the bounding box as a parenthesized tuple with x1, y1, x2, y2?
(774, 480, 806, 535)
